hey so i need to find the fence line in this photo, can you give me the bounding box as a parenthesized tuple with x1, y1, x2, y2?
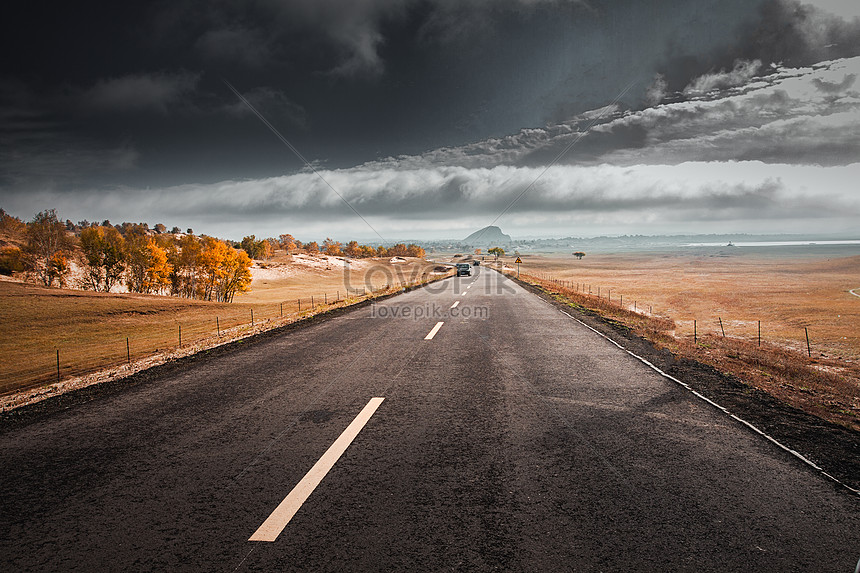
(3, 275, 445, 397)
(515, 269, 828, 363)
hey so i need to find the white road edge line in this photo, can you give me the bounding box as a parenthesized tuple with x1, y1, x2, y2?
(451, 301, 460, 309)
(555, 306, 860, 497)
(425, 321, 444, 340)
(249, 397, 385, 542)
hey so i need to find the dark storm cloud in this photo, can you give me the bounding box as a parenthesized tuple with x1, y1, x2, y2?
(655, 0, 860, 98)
(2, 0, 859, 239)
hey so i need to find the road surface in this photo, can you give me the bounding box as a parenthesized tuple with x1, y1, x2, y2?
(2, 267, 859, 571)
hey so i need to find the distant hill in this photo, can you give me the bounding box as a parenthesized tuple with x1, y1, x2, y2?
(463, 226, 512, 245)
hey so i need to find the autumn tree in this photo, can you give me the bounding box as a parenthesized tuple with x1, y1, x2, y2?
(488, 247, 505, 259)
(197, 237, 252, 302)
(0, 247, 25, 275)
(143, 240, 172, 293)
(240, 235, 270, 259)
(343, 240, 361, 258)
(199, 237, 229, 301)
(262, 238, 277, 259)
(218, 247, 253, 302)
(279, 233, 297, 253)
(305, 241, 319, 253)
(46, 252, 71, 287)
(125, 233, 171, 294)
(572, 251, 586, 260)
(25, 209, 73, 286)
(387, 243, 407, 257)
(80, 225, 126, 291)
(323, 237, 342, 256)
(169, 234, 203, 298)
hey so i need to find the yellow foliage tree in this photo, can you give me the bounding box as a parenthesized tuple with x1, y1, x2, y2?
(323, 237, 342, 256)
(199, 237, 229, 301)
(143, 240, 172, 294)
(219, 247, 252, 302)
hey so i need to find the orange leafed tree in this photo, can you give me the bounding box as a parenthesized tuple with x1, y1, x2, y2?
(143, 240, 172, 294)
(323, 237, 342, 256)
(279, 233, 297, 253)
(198, 237, 252, 302)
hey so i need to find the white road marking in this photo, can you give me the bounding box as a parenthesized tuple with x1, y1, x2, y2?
(425, 322, 444, 340)
(850, 288, 860, 299)
(249, 397, 385, 542)
(451, 301, 460, 309)
(461, 291, 467, 296)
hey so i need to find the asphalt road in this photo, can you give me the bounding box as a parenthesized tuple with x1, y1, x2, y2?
(2, 267, 859, 572)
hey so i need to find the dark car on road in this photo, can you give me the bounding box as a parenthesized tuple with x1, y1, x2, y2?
(456, 263, 472, 276)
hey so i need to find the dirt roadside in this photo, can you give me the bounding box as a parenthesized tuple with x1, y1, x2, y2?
(512, 274, 860, 495)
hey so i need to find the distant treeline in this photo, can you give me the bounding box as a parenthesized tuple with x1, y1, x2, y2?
(0, 209, 427, 300)
(0, 209, 251, 301)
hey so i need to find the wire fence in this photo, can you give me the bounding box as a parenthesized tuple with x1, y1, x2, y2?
(1, 278, 440, 399)
(514, 270, 843, 361)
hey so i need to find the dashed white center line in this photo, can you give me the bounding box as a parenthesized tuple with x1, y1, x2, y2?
(425, 321, 444, 340)
(248, 397, 385, 543)
(461, 291, 467, 296)
(450, 301, 460, 309)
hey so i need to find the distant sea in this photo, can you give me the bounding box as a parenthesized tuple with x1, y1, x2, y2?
(685, 240, 860, 247)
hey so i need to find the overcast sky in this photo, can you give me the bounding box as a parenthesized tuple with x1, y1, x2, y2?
(2, 0, 859, 241)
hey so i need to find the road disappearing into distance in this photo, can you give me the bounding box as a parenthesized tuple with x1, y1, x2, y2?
(2, 268, 859, 571)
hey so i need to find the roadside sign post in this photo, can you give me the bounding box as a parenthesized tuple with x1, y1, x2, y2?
(515, 257, 522, 278)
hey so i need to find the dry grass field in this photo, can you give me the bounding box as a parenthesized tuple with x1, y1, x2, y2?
(0, 255, 444, 406)
(506, 246, 860, 430)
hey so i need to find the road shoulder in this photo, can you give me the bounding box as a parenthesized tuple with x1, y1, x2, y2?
(506, 271, 860, 494)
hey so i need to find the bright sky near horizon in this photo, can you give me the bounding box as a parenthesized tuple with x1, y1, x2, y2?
(2, 0, 859, 241)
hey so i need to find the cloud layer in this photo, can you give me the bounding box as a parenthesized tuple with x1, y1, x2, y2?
(5, 55, 857, 239)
